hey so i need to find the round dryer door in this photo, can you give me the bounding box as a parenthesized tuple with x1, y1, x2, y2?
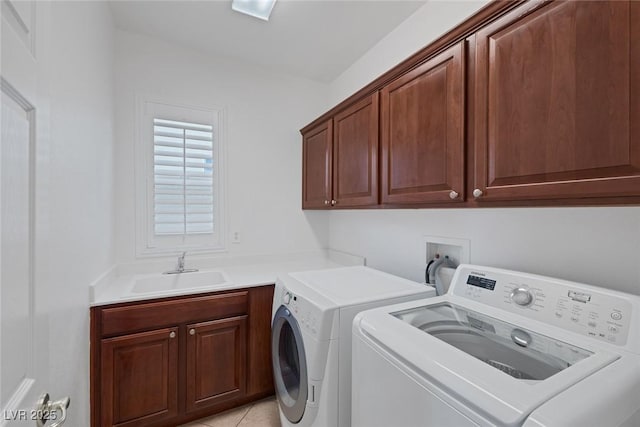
(272, 305, 308, 424)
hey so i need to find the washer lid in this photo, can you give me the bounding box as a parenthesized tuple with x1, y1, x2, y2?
(356, 300, 620, 427)
(393, 302, 591, 381)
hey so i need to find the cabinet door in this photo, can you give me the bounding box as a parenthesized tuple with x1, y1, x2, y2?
(302, 119, 332, 208)
(380, 43, 465, 204)
(101, 328, 179, 427)
(473, 0, 640, 201)
(186, 316, 247, 413)
(333, 93, 379, 207)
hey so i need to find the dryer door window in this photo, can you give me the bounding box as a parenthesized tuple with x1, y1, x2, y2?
(272, 305, 308, 423)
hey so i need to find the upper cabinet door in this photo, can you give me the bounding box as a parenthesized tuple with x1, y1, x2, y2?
(302, 120, 332, 209)
(333, 93, 379, 207)
(473, 0, 640, 201)
(380, 43, 465, 205)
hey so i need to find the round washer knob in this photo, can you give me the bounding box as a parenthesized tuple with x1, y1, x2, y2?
(510, 287, 534, 306)
(283, 291, 292, 305)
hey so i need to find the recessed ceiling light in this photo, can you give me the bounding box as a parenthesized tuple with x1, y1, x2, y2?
(231, 0, 277, 21)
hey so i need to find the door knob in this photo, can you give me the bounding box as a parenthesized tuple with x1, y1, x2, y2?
(35, 393, 70, 427)
(472, 188, 483, 198)
(449, 191, 459, 199)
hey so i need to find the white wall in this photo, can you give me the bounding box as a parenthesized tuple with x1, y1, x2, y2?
(327, 1, 640, 295)
(114, 29, 330, 264)
(329, 208, 640, 295)
(329, 0, 491, 106)
(46, 1, 115, 425)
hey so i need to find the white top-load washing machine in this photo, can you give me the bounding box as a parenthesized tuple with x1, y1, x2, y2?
(352, 264, 640, 427)
(271, 266, 435, 427)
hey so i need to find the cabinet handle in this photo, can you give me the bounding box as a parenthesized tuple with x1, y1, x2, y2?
(331, 199, 337, 206)
(189, 328, 195, 336)
(472, 189, 483, 198)
(449, 191, 459, 199)
(169, 331, 176, 339)
(324, 200, 329, 205)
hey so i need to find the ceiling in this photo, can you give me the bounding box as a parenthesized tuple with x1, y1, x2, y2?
(109, 0, 427, 82)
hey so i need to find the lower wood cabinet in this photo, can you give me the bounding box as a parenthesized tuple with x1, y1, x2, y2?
(186, 316, 247, 413)
(91, 286, 274, 427)
(101, 328, 179, 427)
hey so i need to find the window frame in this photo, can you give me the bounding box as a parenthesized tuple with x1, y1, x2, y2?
(135, 98, 226, 257)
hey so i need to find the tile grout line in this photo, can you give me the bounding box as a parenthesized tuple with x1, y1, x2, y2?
(235, 403, 253, 426)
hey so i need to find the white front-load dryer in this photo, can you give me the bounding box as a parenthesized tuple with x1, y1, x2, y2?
(271, 266, 435, 427)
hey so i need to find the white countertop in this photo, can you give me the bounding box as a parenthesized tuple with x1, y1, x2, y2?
(90, 250, 365, 306)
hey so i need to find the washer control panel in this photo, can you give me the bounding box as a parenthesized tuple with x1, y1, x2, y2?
(280, 287, 320, 337)
(452, 266, 633, 346)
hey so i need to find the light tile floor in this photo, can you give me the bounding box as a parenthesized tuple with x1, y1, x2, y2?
(181, 397, 281, 427)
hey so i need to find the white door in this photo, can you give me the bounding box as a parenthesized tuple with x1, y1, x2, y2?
(1, 1, 66, 426)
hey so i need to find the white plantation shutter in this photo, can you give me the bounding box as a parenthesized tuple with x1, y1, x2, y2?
(153, 118, 215, 236)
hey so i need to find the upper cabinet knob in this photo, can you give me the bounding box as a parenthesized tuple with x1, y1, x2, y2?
(449, 191, 459, 199)
(189, 328, 195, 336)
(169, 331, 176, 339)
(472, 188, 483, 198)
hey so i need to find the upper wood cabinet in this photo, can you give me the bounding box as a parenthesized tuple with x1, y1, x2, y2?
(380, 43, 465, 204)
(301, 0, 640, 208)
(333, 93, 379, 207)
(472, 0, 640, 202)
(302, 120, 332, 209)
(302, 93, 379, 208)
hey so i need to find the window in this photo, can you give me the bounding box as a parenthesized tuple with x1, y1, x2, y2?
(136, 100, 224, 256)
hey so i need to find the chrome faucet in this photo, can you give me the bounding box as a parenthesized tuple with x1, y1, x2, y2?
(177, 251, 187, 272)
(163, 251, 199, 274)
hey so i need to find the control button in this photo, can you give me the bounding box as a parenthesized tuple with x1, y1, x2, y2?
(283, 292, 292, 305)
(571, 316, 579, 323)
(554, 312, 563, 318)
(608, 326, 619, 333)
(510, 287, 534, 307)
(588, 321, 597, 328)
(610, 312, 623, 321)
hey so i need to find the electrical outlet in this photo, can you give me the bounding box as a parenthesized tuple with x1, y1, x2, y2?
(232, 231, 241, 244)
